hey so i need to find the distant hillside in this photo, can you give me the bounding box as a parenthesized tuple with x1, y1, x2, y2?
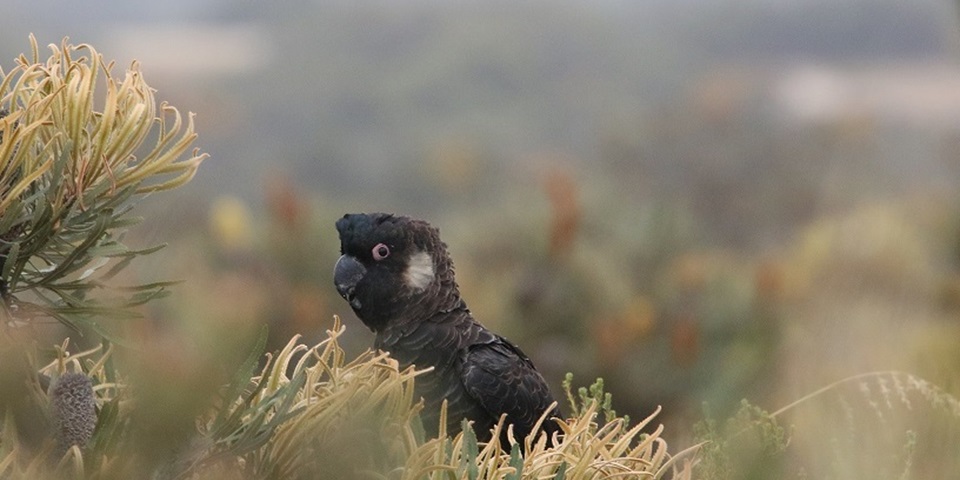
(1, 0, 956, 214)
(673, 0, 958, 62)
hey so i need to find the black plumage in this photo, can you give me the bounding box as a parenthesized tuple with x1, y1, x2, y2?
(334, 213, 561, 447)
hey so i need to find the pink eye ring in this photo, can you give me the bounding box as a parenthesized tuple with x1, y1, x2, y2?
(372, 243, 390, 261)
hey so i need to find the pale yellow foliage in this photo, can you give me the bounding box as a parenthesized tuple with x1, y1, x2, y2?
(0, 35, 206, 215)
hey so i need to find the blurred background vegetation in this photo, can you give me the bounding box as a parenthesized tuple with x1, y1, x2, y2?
(6, 0, 960, 477)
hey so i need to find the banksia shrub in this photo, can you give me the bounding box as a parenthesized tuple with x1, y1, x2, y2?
(0, 36, 206, 329)
(176, 318, 696, 479)
(0, 36, 205, 478)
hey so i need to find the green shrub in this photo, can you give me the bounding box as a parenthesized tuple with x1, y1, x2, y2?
(0, 35, 205, 332)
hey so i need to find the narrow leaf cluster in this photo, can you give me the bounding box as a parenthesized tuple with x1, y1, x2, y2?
(180, 317, 696, 479)
(0, 36, 206, 330)
(0, 317, 695, 479)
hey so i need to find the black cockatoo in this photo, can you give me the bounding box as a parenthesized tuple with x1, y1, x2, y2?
(334, 213, 562, 447)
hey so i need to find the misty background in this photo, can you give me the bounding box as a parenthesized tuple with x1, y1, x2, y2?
(6, 0, 960, 466)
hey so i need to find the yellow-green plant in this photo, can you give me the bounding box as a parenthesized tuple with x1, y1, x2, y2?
(175, 317, 697, 479)
(0, 36, 206, 330)
(5, 317, 695, 479)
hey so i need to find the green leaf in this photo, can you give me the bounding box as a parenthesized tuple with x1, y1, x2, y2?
(118, 242, 167, 257)
(555, 461, 568, 480)
(0, 200, 26, 236)
(125, 287, 172, 307)
(89, 396, 123, 454)
(106, 216, 143, 230)
(504, 444, 524, 480)
(1, 241, 19, 282)
(114, 280, 181, 292)
(98, 245, 167, 282)
(403, 412, 423, 446)
(78, 257, 110, 280)
(211, 324, 269, 435)
(460, 419, 479, 480)
(56, 306, 140, 320)
(47, 147, 68, 196)
(35, 307, 82, 332)
(86, 243, 129, 258)
(101, 255, 135, 280)
(37, 209, 111, 284)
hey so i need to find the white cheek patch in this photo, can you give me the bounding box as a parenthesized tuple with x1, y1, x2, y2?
(404, 251, 435, 291)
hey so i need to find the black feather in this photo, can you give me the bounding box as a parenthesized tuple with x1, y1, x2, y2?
(334, 213, 561, 448)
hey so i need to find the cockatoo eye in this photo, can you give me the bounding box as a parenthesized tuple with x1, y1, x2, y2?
(372, 243, 390, 261)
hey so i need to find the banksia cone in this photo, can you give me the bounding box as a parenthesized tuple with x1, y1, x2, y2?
(50, 372, 97, 456)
